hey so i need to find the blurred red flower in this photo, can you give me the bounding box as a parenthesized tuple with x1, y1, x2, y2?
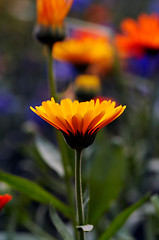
(0, 194, 12, 211)
(116, 13, 159, 57)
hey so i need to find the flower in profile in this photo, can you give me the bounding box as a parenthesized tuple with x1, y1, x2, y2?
(0, 194, 12, 211)
(53, 37, 114, 72)
(30, 98, 126, 150)
(116, 13, 159, 57)
(34, 0, 73, 45)
(36, 0, 73, 28)
(74, 74, 101, 101)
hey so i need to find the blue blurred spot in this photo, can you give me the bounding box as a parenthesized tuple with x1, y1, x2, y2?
(54, 60, 77, 91)
(71, 0, 93, 12)
(0, 88, 20, 115)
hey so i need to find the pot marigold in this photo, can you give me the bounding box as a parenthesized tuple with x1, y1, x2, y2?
(30, 98, 126, 150)
(116, 13, 159, 57)
(0, 194, 12, 211)
(35, 0, 73, 45)
(53, 37, 114, 70)
(36, 0, 73, 28)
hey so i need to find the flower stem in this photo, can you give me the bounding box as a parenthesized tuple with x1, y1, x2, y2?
(75, 150, 85, 240)
(46, 45, 77, 238)
(47, 45, 57, 100)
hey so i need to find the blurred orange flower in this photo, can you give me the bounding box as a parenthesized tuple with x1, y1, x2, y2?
(30, 98, 126, 150)
(0, 194, 12, 211)
(36, 0, 73, 28)
(53, 37, 114, 71)
(116, 13, 159, 57)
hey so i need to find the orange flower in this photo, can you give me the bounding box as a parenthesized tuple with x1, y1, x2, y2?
(53, 37, 114, 70)
(36, 0, 73, 28)
(116, 13, 159, 57)
(30, 98, 126, 150)
(0, 194, 12, 211)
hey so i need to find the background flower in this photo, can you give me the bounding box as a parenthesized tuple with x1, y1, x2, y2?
(53, 36, 114, 73)
(74, 74, 101, 101)
(116, 13, 159, 57)
(36, 0, 74, 27)
(0, 194, 12, 211)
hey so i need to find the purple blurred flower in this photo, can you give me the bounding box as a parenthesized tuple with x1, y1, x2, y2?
(148, 0, 159, 14)
(54, 60, 77, 91)
(127, 54, 159, 79)
(0, 89, 20, 115)
(71, 0, 93, 12)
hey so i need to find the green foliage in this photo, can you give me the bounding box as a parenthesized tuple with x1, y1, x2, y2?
(151, 195, 159, 218)
(35, 134, 64, 177)
(88, 133, 127, 224)
(49, 205, 74, 240)
(0, 171, 71, 218)
(0, 233, 46, 240)
(99, 193, 150, 240)
(24, 220, 58, 240)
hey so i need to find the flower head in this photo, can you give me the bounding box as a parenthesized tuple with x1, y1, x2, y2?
(35, 0, 73, 45)
(0, 194, 12, 211)
(36, 0, 73, 28)
(116, 13, 159, 57)
(30, 98, 126, 150)
(53, 37, 114, 71)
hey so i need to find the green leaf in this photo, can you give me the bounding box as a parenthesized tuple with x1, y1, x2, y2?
(49, 205, 74, 240)
(0, 171, 71, 218)
(99, 193, 150, 240)
(35, 135, 64, 177)
(88, 136, 127, 224)
(151, 194, 159, 217)
(24, 220, 57, 240)
(0, 233, 45, 240)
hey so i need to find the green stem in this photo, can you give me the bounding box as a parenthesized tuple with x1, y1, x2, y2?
(46, 45, 77, 238)
(75, 150, 85, 240)
(47, 45, 57, 100)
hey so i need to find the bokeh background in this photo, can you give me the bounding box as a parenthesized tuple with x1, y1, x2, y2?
(1, 0, 159, 240)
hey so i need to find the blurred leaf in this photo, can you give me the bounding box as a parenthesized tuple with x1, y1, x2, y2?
(0, 232, 43, 240)
(151, 194, 159, 217)
(83, 187, 90, 221)
(7, 199, 19, 240)
(0, 171, 71, 218)
(49, 205, 74, 240)
(116, 232, 135, 240)
(99, 193, 150, 240)
(24, 220, 57, 240)
(22, 141, 66, 196)
(88, 136, 127, 224)
(35, 135, 64, 177)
